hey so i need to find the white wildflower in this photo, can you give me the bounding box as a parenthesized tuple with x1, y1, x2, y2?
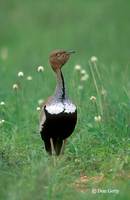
(0, 101, 5, 106)
(38, 99, 44, 106)
(74, 64, 81, 71)
(37, 66, 44, 72)
(75, 159, 80, 163)
(27, 76, 32, 80)
(12, 84, 19, 90)
(80, 69, 86, 75)
(94, 115, 101, 122)
(80, 74, 89, 81)
(90, 56, 98, 63)
(36, 107, 41, 111)
(90, 96, 96, 101)
(18, 71, 24, 77)
(0, 119, 5, 124)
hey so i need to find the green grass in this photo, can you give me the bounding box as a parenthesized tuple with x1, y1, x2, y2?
(0, 0, 130, 199)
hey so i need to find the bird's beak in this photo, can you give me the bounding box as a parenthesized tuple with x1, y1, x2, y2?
(67, 50, 75, 54)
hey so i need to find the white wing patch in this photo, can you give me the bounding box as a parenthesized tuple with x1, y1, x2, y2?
(46, 101, 76, 114)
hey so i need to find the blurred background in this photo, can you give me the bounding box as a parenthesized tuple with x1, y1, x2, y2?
(0, 0, 130, 98)
(0, 0, 130, 67)
(0, 1, 130, 199)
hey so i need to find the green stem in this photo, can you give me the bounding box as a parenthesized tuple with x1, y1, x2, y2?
(89, 61, 103, 115)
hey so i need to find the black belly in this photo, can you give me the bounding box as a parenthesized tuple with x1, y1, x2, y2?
(40, 109, 77, 141)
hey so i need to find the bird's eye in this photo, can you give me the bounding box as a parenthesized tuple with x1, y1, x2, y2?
(56, 53, 60, 57)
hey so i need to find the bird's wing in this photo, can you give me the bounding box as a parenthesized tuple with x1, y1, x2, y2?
(39, 96, 52, 132)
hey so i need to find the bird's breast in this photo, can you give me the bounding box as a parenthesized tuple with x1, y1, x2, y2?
(45, 100, 76, 115)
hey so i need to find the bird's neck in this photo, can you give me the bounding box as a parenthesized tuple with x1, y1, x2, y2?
(54, 69, 66, 101)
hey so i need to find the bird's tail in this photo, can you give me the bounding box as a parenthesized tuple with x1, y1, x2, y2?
(44, 138, 63, 156)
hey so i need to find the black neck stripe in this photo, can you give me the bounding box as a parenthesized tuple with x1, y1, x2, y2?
(60, 71, 65, 100)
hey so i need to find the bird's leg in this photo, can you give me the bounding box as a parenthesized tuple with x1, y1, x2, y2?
(50, 138, 56, 166)
(50, 138, 56, 156)
(60, 139, 67, 155)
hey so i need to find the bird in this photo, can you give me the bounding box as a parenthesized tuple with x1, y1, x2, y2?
(39, 49, 77, 155)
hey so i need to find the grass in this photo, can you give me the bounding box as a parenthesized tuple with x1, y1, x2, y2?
(0, 0, 130, 199)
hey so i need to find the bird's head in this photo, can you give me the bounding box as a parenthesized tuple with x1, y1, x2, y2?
(49, 49, 75, 71)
